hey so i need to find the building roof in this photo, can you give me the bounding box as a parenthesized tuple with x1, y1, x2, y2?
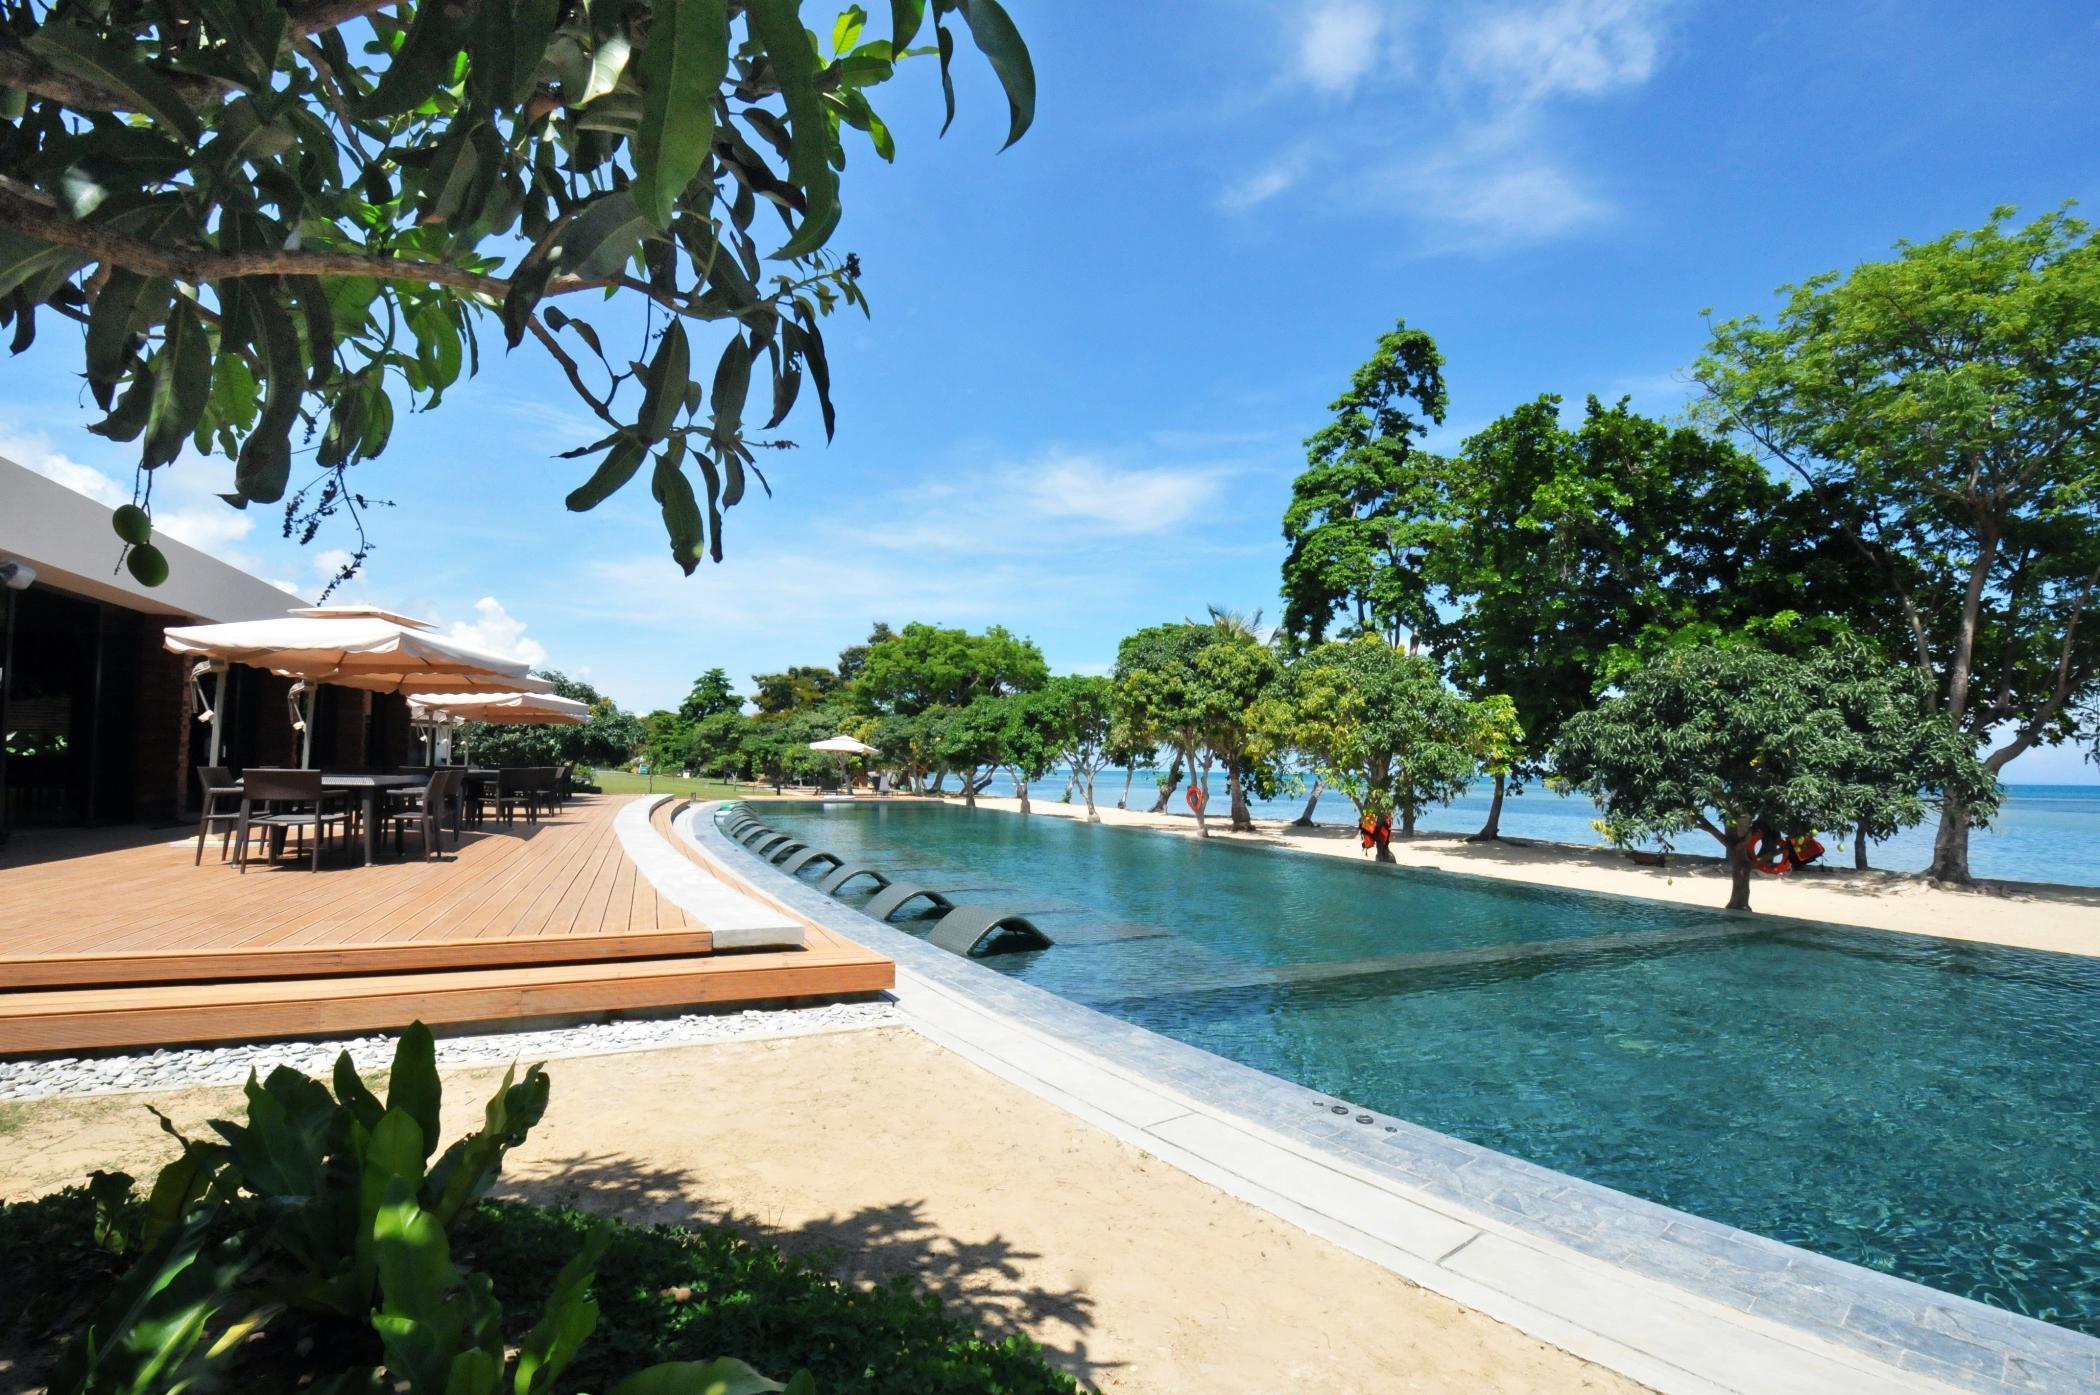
(0, 456, 308, 622)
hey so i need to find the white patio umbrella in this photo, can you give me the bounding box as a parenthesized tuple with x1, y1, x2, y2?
(808, 734, 880, 791)
(165, 606, 549, 768)
(408, 691, 590, 764)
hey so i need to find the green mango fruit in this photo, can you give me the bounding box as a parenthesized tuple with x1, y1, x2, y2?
(126, 542, 170, 587)
(112, 503, 153, 546)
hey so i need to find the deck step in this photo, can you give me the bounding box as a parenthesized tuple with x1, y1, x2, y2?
(0, 950, 896, 1055)
(0, 929, 720, 989)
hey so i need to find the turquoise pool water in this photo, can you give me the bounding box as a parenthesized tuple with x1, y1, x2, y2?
(753, 802, 2100, 1335)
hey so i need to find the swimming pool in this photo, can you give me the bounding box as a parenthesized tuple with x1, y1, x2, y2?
(752, 801, 2100, 1337)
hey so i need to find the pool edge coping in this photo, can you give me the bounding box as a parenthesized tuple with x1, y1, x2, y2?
(683, 798, 2100, 1395)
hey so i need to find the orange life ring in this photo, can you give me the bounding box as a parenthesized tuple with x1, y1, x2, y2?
(1186, 783, 1207, 813)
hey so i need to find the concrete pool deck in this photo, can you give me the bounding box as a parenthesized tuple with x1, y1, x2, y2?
(691, 798, 2100, 1395)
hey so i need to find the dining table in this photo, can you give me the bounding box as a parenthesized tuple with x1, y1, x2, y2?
(321, 773, 427, 867)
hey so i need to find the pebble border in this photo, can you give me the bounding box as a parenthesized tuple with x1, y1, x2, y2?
(0, 999, 900, 1102)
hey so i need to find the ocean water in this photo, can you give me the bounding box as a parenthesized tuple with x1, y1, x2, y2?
(751, 801, 2100, 1334)
(975, 771, 2100, 889)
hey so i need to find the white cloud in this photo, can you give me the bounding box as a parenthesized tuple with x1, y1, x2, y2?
(2, 424, 127, 507)
(1453, 0, 1666, 102)
(1018, 451, 1228, 533)
(313, 548, 356, 579)
(1371, 130, 1614, 249)
(1218, 145, 1315, 211)
(1296, 1, 1387, 95)
(446, 596, 550, 668)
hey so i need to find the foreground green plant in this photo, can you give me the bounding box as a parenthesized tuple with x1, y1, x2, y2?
(47, 1023, 812, 1395)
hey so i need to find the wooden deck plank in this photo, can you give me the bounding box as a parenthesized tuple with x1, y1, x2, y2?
(0, 795, 892, 1055)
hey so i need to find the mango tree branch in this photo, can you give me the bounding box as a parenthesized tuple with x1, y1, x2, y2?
(0, 188, 639, 306)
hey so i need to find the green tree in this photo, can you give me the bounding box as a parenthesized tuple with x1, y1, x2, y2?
(0, 1, 1033, 586)
(680, 708, 750, 778)
(995, 689, 1059, 814)
(1280, 319, 1450, 651)
(1112, 619, 1278, 837)
(871, 705, 945, 793)
(461, 670, 640, 767)
(1695, 207, 2100, 882)
(1283, 638, 1483, 858)
(852, 621, 1047, 714)
(935, 693, 1010, 809)
(750, 664, 839, 714)
(1429, 395, 1847, 838)
(1554, 642, 1998, 911)
(677, 667, 741, 723)
(834, 621, 896, 684)
(1025, 674, 1115, 821)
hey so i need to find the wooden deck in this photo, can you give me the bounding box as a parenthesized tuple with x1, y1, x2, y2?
(0, 795, 892, 1054)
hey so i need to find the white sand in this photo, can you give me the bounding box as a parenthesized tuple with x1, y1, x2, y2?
(926, 794, 2100, 958)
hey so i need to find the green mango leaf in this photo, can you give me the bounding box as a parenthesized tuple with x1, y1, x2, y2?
(889, 0, 927, 48)
(710, 334, 751, 438)
(142, 303, 212, 469)
(567, 435, 647, 511)
(605, 1357, 786, 1395)
(655, 441, 705, 572)
(386, 1022, 443, 1160)
(553, 190, 652, 280)
(957, 0, 1034, 148)
(91, 364, 156, 443)
(361, 0, 470, 118)
(86, 270, 171, 391)
(233, 291, 303, 503)
(639, 321, 692, 441)
(744, 0, 840, 260)
(25, 23, 204, 145)
(934, 20, 956, 135)
(633, 0, 730, 229)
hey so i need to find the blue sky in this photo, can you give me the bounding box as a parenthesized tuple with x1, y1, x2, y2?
(7, 0, 2099, 778)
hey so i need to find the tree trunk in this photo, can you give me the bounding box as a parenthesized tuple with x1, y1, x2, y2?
(1191, 755, 1210, 838)
(1118, 766, 1135, 810)
(1011, 766, 1031, 814)
(1149, 755, 1183, 814)
(1853, 825, 1868, 871)
(1726, 836, 1753, 911)
(1083, 773, 1099, 823)
(1928, 796, 1971, 882)
(1227, 758, 1254, 832)
(1399, 801, 1417, 837)
(1470, 771, 1506, 841)
(963, 768, 978, 809)
(1292, 779, 1323, 827)
(1063, 770, 1079, 802)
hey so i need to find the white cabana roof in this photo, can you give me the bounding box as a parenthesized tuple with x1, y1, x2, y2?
(409, 691, 590, 726)
(808, 735, 879, 755)
(164, 605, 549, 696)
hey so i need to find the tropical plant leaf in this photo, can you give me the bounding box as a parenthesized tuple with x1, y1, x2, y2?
(25, 22, 204, 144)
(957, 0, 1034, 148)
(744, 0, 840, 260)
(633, 0, 731, 229)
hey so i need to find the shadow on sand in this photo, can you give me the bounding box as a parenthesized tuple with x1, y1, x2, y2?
(500, 1150, 1116, 1390)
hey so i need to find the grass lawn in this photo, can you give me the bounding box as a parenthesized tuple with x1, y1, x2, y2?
(585, 769, 750, 800)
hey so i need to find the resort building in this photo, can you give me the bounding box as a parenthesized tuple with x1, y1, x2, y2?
(0, 457, 415, 840)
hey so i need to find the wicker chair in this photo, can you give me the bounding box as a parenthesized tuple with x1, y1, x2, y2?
(385, 767, 462, 860)
(193, 765, 242, 865)
(232, 768, 351, 873)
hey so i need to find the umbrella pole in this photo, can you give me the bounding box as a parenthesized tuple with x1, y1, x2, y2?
(291, 681, 318, 768)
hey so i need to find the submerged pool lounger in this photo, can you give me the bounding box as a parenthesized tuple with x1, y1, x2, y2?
(861, 881, 956, 922)
(737, 825, 774, 846)
(778, 846, 842, 877)
(817, 864, 891, 896)
(764, 839, 810, 865)
(924, 904, 1054, 958)
(751, 833, 794, 857)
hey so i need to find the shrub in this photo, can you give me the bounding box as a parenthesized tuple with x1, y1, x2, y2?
(0, 1027, 1080, 1395)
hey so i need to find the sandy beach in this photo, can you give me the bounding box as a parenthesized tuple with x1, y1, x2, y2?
(0, 1029, 1644, 1395)
(918, 794, 2100, 958)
